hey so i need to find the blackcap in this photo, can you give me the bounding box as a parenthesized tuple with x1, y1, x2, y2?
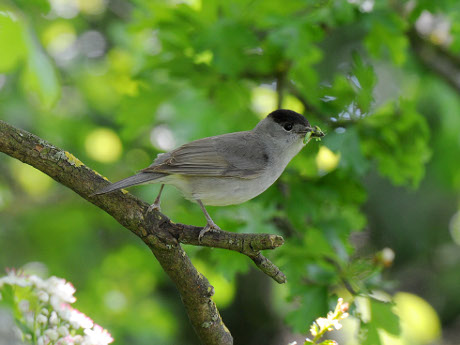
(94, 109, 324, 240)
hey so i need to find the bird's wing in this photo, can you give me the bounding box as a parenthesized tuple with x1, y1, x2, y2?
(141, 132, 268, 179)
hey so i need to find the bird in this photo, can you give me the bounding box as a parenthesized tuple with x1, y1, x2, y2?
(93, 109, 324, 240)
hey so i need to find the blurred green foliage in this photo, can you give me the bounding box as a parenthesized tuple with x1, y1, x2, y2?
(1, 0, 460, 344)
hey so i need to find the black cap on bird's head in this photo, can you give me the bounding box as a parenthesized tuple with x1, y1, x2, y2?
(268, 109, 310, 129)
(266, 109, 325, 138)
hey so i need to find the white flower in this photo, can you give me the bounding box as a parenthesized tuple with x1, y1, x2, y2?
(73, 335, 84, 344)
(69, 308, 94, 329)
(38, 290, 50, 303)
(57, 303, 72, 321)
(331, 319, 343, 330)
(58, 325, 70, 337)
(84, 325, 114, 345)
(37, 335, 49, 345)
(45, 329, 59, 341)
(56, 335, 82, 345)
(46, 276, 76, 306)
(37, 313, 48, 325)
(0, 271, 114, 345)
(49, 311, 59, 326)
(0, 271, 30, 287)
(29, 275, 47, 290)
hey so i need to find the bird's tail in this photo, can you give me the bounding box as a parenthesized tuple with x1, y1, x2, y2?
(92, 172, 165, 196)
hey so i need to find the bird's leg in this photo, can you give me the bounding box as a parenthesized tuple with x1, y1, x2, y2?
(197, 199, 221, 242)
(147, 184, 165, 213)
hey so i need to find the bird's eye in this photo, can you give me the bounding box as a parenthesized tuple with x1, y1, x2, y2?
(283, 123, 293, 131)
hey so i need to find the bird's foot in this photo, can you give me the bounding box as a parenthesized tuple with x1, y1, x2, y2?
(198, 222, 221, 243)
(147, 202, 161, 213)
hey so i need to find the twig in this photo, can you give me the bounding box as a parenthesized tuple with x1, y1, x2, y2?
(0, 120, 287, 345)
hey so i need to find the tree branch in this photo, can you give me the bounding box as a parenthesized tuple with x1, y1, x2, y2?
(170, 224, 286, 283)
(0, 120, 287, 344)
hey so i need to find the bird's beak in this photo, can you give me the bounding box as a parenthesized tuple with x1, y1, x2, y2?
(297, 126, 325, 138)
(299, 126, 325, 144)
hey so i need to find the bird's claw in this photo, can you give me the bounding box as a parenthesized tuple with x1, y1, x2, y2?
(198, 222, 221, 243)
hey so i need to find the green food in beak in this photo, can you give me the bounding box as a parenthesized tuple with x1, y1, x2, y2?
(303, 132, 312, 144)
(304, 126, 325, 144)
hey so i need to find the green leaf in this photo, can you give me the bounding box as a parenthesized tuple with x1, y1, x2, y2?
(352, 53, 377, 113)
(22, 36, 60, 109)
(341, 258, 382, 294)
(359, 99, 431, 187)
(364, 14, 408, 65)
(324, 127, 370, 176)
(0, 6, 60, 109)
(285, 286, 328, 333)
(0, 9, 27, 72)
(207, 249, 250, 281)
(11, 0, 50, 13)
(197, 19, 259, 76)
(370, 299, 400, 335)
(358, 298, 401, 345)
(360, 322, 382, 345)
(0, 283, 16, 307)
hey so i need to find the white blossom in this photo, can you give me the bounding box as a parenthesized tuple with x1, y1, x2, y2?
(37, 313, 48, 325)
(0, 271, 30, 287)
(45, 329, 59, 341)
(37, 335, 48, 345)
(49, 311, 59, 326)
(46, 276, 76, 308)
(58, 325, 70, 337)
(38, 290, 50, 303)
(29, 275, 47, 290)
(0, 270, 113, 345)
(73, 335, 84, 344)
(69, 308, 94, 329)
(84, 325, 114, 345)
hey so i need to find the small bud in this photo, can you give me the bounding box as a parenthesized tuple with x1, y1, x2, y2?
(381, 247, 395, 267)
(49, 311, 59, 326)
(340, 302, 349, 313)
